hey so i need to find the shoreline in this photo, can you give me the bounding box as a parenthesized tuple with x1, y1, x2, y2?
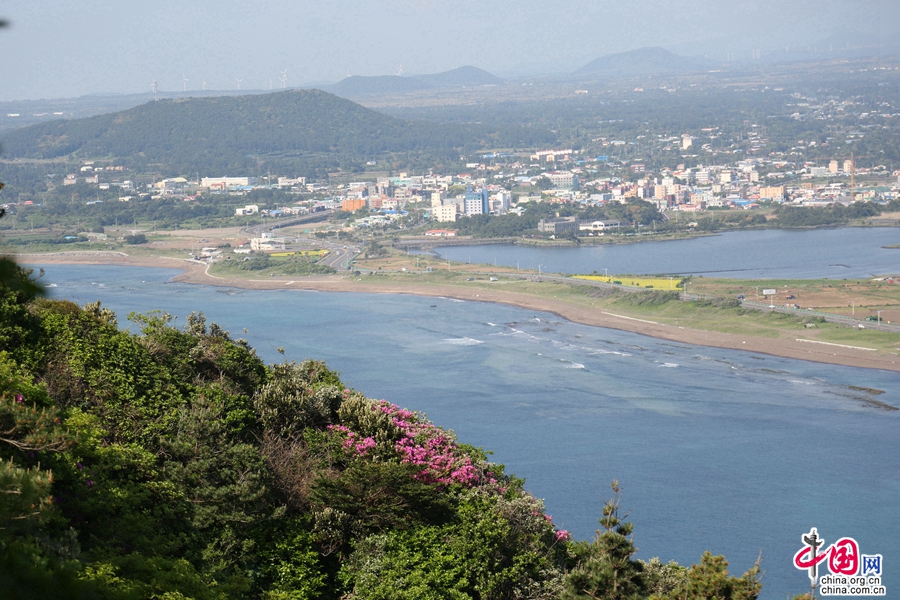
(20, 252, 900, 373)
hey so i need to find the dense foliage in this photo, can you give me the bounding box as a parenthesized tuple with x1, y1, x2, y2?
(449, 199, 664, 238)
(0, 261, 764, 599)
(773, 201, 882, 227)
(220, 253, 337, 276)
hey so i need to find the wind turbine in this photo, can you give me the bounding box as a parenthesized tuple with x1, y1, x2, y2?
(235, 77, 243, 90)
(182, 73, 189, 92)
(280, 68, 288, 89)
(269, 77, 273, 90)
(202, 77, 207, 91)
(151, 78, 158, 100)
(396, 63, 403, 77)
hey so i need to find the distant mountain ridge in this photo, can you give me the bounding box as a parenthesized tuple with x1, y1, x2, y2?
(414, 66, 503, 87)
(323, 65, 503, 98)
(575, 47, 713, 78)
(324, 75, 434, 97)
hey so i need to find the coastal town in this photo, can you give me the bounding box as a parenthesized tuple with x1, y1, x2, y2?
(32, 145, 900, 239)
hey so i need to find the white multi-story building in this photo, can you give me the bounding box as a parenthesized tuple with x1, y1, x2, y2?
(464, 188, 489, 215)
(464, 197, 485, 215)
(235, 204, 259, 216)
(432, 204, 457, 222)
(492, 191, 511, 213)
(546, 171, 580, 190)
(201, 177, 255, 190)
(277, 177, 306, 187)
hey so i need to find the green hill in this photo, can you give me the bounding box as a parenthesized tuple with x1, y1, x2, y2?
(574, 46, 712, 79)
(321, 67, 503, 98)
(0, 89, 554, 175)
(324, 75, 434, 96)
(413, 66, 504, 88)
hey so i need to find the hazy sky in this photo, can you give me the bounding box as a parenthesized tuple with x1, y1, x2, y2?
(1, 0, 898, 101)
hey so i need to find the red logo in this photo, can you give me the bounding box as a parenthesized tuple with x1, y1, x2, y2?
(794, 527, 860, 582)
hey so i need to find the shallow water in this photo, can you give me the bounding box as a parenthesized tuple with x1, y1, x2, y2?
(430, 227, 900, 279)
(40, 263, 900, 599)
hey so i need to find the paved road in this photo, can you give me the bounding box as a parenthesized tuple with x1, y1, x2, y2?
(739, 300, 900, 332)
(240, 210, 333, 237)
(320, 245, 357, 271)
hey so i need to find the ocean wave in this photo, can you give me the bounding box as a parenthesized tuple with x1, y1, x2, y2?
(496, 328, 541, 342)
(659, 363, 679, 368)
(586, 347, 632, 357)
(442, 337, 484, 346)
(551, 340, 580, 352)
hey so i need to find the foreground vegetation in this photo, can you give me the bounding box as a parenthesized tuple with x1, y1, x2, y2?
(0, 263, 775, 599)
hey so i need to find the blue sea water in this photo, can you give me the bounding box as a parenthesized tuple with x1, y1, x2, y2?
(37, 263, 900, 599)
(430, 227, 900, 278)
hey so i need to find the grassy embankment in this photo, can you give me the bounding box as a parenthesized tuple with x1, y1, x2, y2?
(347, 249, 900, 355)
(2, 228, 212, 260)
(210, 250, 336, 277)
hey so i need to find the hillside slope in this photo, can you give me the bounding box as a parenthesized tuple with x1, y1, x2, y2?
(414, 65, 503, 87)
(575, 46, 712, 79)
(0, 89, 553, 174)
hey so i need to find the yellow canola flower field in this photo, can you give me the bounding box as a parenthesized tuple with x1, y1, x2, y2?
(572, 274, 682, 290)
(269, 249, 330, 257)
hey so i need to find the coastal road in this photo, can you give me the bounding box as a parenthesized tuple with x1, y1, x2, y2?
(320, 245, 358, 271)
(240, 210, 333, 237)
(740, 300, 900, 333)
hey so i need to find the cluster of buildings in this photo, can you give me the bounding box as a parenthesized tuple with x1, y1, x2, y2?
(591, 159, 897, 211)
(329, 174, 513, 224)
(465, 149, 899, 214)
(63, 162, 131, 189)
(44, 138, 899, 230)
(159, 157, 897, 228)
(536, 217, 621, 235)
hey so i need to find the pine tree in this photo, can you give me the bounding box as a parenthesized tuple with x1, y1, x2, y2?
(564, 480, 646, 600)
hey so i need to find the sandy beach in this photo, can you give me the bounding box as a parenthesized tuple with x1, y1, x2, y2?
(21, 251, 900, 372)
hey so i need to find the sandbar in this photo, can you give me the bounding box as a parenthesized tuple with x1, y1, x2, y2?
(20, 252, 900, 373)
